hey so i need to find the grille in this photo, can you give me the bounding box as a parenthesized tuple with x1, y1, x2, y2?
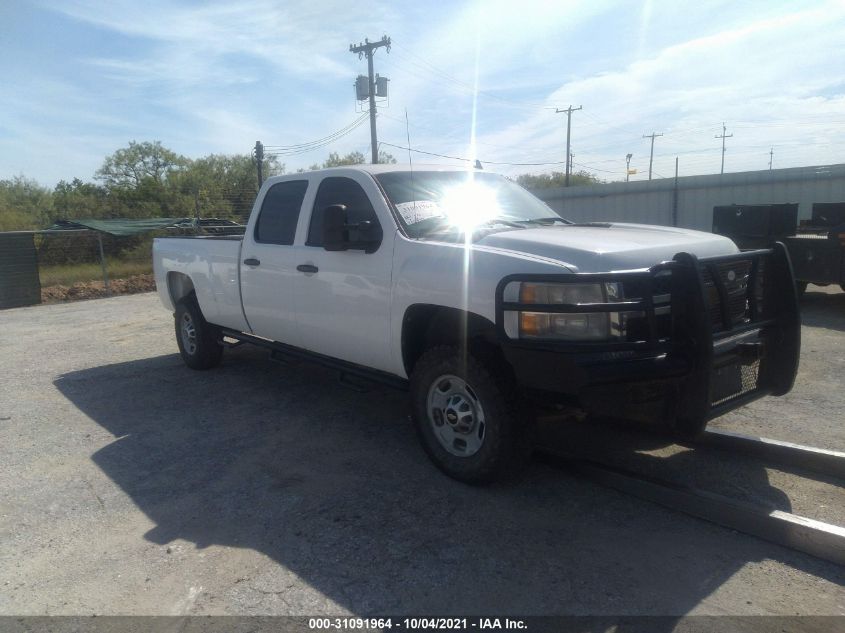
(710, 360, 761, 406)
(701, 260, 752, 331)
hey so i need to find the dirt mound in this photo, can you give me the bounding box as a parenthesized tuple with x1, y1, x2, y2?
(41, 274, 157, 303)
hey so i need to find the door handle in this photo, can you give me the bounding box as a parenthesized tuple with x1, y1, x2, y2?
(243, 258, 260, 266)
(296, 264, 319, 274)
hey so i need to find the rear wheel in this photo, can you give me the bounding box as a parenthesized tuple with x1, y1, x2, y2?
(410, 345, 531, 483)
(175, 296, 223, 370)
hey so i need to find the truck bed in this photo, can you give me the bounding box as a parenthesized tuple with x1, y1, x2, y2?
(153, 236, 248, 332)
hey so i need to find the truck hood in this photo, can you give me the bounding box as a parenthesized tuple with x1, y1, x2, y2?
(475, 222, 739, 271)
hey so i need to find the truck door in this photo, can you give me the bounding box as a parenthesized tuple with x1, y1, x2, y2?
(290, 174, 394, 373)
(240, 179, 309, 345)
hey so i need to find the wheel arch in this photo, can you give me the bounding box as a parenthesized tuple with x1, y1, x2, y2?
(401, 304, 508, 377)
(167, 271, 196, 307)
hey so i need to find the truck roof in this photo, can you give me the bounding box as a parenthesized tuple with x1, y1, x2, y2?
(286, 163, 479, 176)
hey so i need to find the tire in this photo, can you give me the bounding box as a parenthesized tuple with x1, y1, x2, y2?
(409, 345, 531, 484)
(796, 281, 808, 298)
(174, 295, 223, 370)
(672, 413, 708, 440)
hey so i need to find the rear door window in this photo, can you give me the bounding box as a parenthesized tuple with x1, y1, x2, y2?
(254, 180, 309, 245)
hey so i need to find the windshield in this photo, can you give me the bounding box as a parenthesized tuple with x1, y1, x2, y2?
(375, 171, 569, 238)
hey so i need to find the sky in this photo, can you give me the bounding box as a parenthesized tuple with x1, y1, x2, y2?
(1, 0, 844, 187)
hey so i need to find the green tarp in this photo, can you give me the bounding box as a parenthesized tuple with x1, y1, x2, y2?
(48, 218, 193, 237)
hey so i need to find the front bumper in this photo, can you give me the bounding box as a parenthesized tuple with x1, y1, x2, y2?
(496, 243, 801, 428)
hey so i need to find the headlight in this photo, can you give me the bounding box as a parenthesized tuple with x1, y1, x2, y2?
(502, 281, 626, 341)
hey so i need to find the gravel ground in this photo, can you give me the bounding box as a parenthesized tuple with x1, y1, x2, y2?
(0, 290, 843, 617)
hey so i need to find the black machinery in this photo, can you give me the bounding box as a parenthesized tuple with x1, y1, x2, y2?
(713, 203, 845, 296)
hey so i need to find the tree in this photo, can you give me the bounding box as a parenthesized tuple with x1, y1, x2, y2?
(516, 170, 601, 189)
(93, 141, 191, 217)
(53, 178, 111, 221)
(172, 153, 284, 222)
(96, 141, 188, 189)
(0, 175, 53, 231)
(322, 151, 366, 168)
(319, 150, 396, 168)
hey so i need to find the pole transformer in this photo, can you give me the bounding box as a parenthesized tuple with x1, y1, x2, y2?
(643, 132, 663, 180)
(625, 153, 633, 182)
(715, 122, 733, 175)
(555, 105, 582, 187)
(350, 35, 391, 164)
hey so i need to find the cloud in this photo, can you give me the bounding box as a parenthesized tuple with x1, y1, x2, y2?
(449, 2, 845, 178)
(48, 0, 388, 81)
(4, 0, 844, 184)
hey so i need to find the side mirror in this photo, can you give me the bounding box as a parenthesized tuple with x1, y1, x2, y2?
(322, 204, 383, 254)
(354, 220, 383, 253)
(323, 204, 348, 251)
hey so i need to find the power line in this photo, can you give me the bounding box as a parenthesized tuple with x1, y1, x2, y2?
(264, 113, 369, 151)
(571, 160, 619, 174)
(263, 114, 370, 156)
(380, 141, 594, 168)
(378, 142, 470, 163)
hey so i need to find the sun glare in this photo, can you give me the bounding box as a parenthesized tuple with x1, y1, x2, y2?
(440, 181, 501, 233)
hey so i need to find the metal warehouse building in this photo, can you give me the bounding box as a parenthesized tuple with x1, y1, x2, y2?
(531, 163, 845, 231)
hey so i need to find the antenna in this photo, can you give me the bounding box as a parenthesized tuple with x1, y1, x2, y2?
(405, 108, 417, 218)
(404, 108, 413, 168)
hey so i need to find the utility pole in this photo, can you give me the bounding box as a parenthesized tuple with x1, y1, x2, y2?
(254, 141, 264, 187)
(715, 122, 733, 174)
(350, 35, 391, 164)
(769, 147, 774, 170)
(555, 105, 582, 186)
(625, 153, 633, 182)
(672, 157, 679, 227)
(642, 132, 663, 180)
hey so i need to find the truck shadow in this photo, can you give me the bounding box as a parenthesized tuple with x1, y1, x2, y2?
(54, 348, 844, 618)
(800, 288, 845, 332)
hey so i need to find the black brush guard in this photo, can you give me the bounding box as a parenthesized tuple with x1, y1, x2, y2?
(495, 243, 801, 429)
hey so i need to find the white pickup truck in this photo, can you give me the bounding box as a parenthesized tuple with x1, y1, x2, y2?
(154, 165, 800, 482)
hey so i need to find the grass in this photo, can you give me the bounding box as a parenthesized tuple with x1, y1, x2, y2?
(40, 259, 153, 286)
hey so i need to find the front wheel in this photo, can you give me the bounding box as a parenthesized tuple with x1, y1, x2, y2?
(409, 346, 531, 484)
(175, 296, 223, 370)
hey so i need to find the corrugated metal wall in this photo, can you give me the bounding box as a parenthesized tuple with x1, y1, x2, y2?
(530, 163, 845, 232)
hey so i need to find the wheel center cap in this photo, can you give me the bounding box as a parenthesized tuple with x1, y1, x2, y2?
(445, 410, 459, 424)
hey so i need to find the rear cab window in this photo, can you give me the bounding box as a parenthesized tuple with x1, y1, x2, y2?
(254, 180, 309, 245)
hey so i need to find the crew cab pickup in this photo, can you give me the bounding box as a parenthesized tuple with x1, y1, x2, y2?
(154, 165, 800, 482)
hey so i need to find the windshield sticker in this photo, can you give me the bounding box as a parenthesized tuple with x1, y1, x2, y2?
(395, 200, 444, 225)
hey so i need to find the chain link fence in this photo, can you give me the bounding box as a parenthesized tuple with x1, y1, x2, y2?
(0, 193, 252, 309)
